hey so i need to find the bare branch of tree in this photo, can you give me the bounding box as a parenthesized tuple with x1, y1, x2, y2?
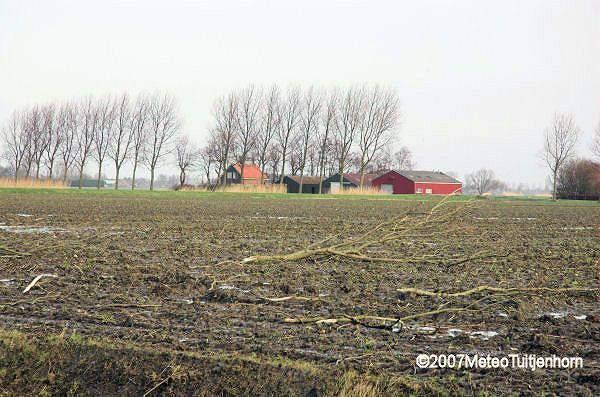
(145, 94, 181, 190)
(543, 113, 579, 200)
(466, 168, 504, 196)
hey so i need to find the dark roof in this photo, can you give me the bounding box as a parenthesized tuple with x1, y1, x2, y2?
(285, 175, 322, 185)
(326, 172, 383, 186)
(396, 170, 461, 184)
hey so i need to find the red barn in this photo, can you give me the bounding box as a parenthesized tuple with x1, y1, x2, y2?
(372, 170, 462, 195)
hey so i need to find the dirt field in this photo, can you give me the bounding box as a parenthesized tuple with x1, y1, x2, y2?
(1, 190, 599, 396)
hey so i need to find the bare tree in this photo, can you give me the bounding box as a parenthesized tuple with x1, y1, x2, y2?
(130, 94, 149, 190)
(25, 106, 47, 179)
(109, 93, 134, 189)
(256, 85, 280, 184)
(277, 87, 301, 184)
(357, 86, 400, 188)
(175, 135, 198, 188)
(93, 96, 116, 189)
(198, 143, 216, 186)
(211, 93, 238, 185)
(393, 146, 415, 170)
(543, 113, 579, 200)
(317, 91, 337, 193)
(297, 86, 322, 192)
(74, 97, 98, 188)
(59, 102, 79, 183)
(145, 94, 181, 190)
(235, 85, 262, 184)
(42, 103, 62, 179)
(592, 122, 600, 159)
(1, 111, 28, 181)
(466, 168, 504, 196)
(334, 86, 364, 189)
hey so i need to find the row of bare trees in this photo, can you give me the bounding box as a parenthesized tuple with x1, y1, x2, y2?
(200, 84, 402, 192)
(1, 93, 181, 190)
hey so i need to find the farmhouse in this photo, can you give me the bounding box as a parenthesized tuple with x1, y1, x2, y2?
(372, 170, 462, 194)
(283, 175, 322, 194)
(323, 172, 381, 193)
(224, 163, 268, 185)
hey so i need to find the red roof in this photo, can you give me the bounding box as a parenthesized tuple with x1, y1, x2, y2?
(232, 163, 267, 180)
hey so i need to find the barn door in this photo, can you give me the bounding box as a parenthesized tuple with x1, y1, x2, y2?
(381, 184, 393, 194)
(330, 182, 340, 194)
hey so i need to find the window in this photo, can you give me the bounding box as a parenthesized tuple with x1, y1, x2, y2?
(227, 171, 236, 180)
(425, 188, 432, 194)
(416, 188, 422, 194)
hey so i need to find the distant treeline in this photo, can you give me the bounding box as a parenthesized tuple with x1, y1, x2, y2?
(1, 93, 180, 190)
(200, 84, 407, 190)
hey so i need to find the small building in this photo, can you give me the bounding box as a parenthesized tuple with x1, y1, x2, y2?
(372, 170, 462, 195)
(323, 172, 382, 193)
(70, 179, 104, 188)
(224, 163, 268, 185)
(283, 175, 322, 194)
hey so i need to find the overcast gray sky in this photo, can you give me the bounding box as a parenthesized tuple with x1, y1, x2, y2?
(1, 0, 599, 186)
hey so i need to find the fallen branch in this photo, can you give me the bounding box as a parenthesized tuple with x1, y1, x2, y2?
(283, 286, 596, 329)
(396, 285, 596, 298)
(101, 303, 161, 308)
(0, 246, 30, 259)
(241, 197, 485, 266)
(23, 273, 58, 293)
(257, 295, 321, 302)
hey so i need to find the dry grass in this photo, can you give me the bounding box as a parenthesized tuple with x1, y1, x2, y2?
(333, 187, 384, 195)
(180, 184, 287, 193)
(0, 177, 68, 189)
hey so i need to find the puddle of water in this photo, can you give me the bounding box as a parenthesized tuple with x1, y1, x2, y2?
(0, 225, 94, 234)
(447, 328, 463, 337)
(0, 225, 67, 234)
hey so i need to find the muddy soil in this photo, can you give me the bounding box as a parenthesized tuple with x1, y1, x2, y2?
(0, 192, 598, 396)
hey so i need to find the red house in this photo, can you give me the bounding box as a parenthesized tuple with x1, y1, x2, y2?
(224, 163, 268, 185)
(372, 170, 462, 195)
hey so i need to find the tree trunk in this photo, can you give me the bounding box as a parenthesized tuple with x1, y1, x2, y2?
(97, 163, 102, 189)
(279, 148, 287, 185)
(150, 167, 155, 191)
(63, 165, 69, 184)
(115, 166, 120, 190)
(339, 164, 345, 192)
(180, 169, 186, 188)
(259, 160, 266, 186)
(131, 162, 138, 190)
(359, 168, 366, 190)
(552, 169, 558, 201)
(78, 166, 84, 190)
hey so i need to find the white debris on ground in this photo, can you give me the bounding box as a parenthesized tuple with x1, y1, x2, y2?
(573, 315, 587, 320)
(447, 328, 463, 337)
(470, 331, 498, 340)
(546, 312, 567, 319)
(218, 284, 251, 293)
(16, 213, 33, 217)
